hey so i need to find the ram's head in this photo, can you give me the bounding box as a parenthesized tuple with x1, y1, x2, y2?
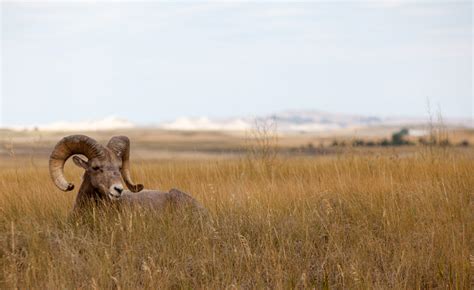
(49, 135, 144, 200)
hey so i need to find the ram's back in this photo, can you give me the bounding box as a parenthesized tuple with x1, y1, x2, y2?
(120, 188, 204, 211)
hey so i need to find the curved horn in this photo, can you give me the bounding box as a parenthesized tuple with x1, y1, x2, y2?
(49, 135, 105, 191)
(107, 136, 144, 192)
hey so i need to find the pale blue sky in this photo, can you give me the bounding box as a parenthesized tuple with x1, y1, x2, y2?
(1, 1, 472, 126)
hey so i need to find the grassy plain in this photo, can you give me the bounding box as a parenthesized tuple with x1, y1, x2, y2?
(0, 129, 473, 288)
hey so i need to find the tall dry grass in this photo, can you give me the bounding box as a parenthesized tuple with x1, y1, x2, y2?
(0, 149, 472, 288)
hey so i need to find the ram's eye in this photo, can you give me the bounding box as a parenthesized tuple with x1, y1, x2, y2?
(92, 166, 101, 171)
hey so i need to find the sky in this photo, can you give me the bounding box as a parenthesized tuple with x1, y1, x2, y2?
(1, 0, 472, 126)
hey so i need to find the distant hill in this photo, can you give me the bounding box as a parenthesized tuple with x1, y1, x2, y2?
(5, 116, 135, 132)
(3, 111, 472, 132)
(159, 110, 472, 132)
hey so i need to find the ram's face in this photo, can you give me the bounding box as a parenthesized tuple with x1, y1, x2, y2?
(72, 151, 124, 200)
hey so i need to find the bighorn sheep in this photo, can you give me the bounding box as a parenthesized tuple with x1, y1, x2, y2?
(49, 135, 203, 214)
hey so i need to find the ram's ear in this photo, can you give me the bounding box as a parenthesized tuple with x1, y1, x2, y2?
(72, 156, 88, 169)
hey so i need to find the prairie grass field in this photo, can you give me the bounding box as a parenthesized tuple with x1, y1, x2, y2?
(0, 130, 473, 289)
(2, 1, 474, 288)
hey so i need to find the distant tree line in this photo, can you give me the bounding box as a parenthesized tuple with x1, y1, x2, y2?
(332, 128, 470, 148)
(290, 128, 470, 155)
